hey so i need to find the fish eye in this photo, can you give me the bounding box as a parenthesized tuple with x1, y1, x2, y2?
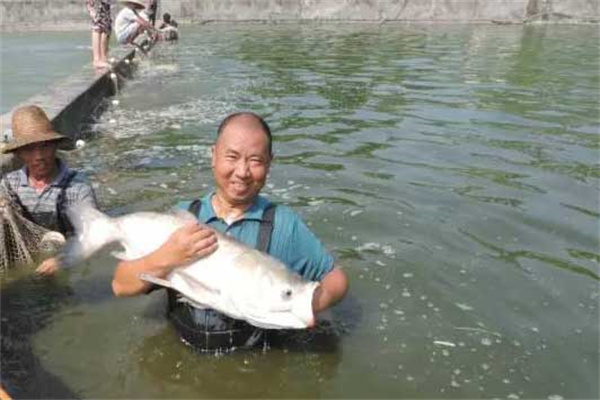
(281, 289, 293, 300)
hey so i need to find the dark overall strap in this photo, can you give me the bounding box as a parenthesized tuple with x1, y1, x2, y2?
(257, 203, 276, 253)
(56, 171, 78, 236)
(188, 198, 202, 218)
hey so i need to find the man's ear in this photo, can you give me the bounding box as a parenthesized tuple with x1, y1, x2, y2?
(210, 145, 216, 168)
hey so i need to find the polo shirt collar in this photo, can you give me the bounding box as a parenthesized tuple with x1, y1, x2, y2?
(199, 191, 272, 223)
(17, 158, 67, 187)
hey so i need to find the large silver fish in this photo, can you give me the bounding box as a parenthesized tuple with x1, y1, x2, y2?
(63, 204, 318, 329)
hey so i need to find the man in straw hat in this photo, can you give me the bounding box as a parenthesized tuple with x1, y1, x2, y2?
(0, 105, 98, 275)
(114, 0, 160, 46)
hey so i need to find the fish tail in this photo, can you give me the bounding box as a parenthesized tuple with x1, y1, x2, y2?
(61, 203, 120, 267)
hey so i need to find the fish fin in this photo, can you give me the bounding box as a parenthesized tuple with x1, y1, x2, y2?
(110, 250, 128, 260)
(140, 273, 215, 309)
(168, 271, 222, 306)
(177, 296, 209, 309)
(138, 273, 173, 289)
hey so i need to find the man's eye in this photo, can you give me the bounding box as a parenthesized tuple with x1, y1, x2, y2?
(281, 289, 293, 300)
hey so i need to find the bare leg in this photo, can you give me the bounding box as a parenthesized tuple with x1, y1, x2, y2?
(91, 30, 101, 67)
(99, 32, 110, 64)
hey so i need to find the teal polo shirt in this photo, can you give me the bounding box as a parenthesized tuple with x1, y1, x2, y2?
(177, 193, 334, 282)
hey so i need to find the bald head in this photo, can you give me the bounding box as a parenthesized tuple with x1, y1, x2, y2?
(217, 112, 272, 156)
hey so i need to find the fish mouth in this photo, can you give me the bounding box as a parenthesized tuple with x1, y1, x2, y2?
(295, 281, 319, 328)
(243, 282, 318, 330)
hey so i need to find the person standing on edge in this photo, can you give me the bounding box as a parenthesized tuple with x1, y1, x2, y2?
(85, 0, 112, 69)
(112, 112, 349, 352)
(0, 106, 99, 275)
(114, 0, 159, 46)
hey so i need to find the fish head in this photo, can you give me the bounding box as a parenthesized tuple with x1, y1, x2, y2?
(233, 251, 319, 330)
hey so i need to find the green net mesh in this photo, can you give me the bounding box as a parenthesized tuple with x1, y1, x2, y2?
(0, 193, 65, 274)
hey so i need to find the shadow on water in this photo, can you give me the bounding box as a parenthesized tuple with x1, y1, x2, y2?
(1, 272, 80, 399)
(133, 294, 362, 398)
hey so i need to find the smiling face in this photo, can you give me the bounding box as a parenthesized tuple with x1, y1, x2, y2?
(211, 115, 272, 208)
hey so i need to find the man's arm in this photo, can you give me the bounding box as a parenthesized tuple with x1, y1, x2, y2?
(312, 266, 348, 314)
(112, 222, 217, 297)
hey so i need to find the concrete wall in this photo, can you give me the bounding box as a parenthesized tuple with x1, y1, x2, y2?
(1, 0, 598, 31)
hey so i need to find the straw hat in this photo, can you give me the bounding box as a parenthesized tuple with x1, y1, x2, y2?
(1, 105, 66, 153)
(120, 0, 146, 8)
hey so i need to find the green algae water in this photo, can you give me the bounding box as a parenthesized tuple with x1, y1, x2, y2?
(1, 23, 599, 399)
(0, 31, 91, 114)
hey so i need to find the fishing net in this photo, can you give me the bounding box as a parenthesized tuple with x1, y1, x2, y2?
(0, 192, 65, 274)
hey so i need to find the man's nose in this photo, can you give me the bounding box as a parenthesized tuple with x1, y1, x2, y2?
(234, 160, 250, 177)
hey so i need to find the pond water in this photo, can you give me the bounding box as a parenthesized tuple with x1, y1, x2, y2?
(1, 23, 599, 399)
(0, 31, 91, 114)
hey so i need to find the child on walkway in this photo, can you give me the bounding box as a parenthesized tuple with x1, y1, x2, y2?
(85, 0, 112, 69)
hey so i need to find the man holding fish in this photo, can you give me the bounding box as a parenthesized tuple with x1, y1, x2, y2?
(110, 112, 348, 351)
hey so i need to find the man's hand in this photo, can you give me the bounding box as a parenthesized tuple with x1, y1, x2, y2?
(112, 222, 218, 297)
(36, 257, 60, 276)
(158, 222, 218, 268)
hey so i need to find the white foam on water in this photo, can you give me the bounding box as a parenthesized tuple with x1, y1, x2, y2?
(99, 97, 235, 138)
(357, 242, 396, 256)
(433, 340, 456, 347)
(455, 302, 474, 311)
